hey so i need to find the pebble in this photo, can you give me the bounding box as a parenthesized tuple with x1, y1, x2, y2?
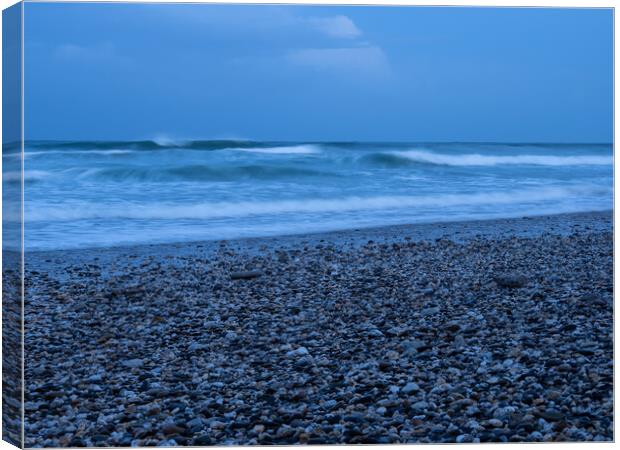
(20, 213, 612, 446)
(402, 382, 420, 394)
(230, 270, 262, 280)
(122, 359, 144, 368)
(286, 347, 310, 358)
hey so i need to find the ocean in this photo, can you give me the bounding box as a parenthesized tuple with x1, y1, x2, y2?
(5, 140, 613, 251)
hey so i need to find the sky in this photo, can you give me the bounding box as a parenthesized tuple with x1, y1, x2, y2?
(23, 3, 613, 142)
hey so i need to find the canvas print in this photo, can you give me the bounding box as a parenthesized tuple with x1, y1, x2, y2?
(2, 2, 614, 447)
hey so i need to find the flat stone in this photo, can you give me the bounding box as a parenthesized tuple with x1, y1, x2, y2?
(230, 271, 262, 280)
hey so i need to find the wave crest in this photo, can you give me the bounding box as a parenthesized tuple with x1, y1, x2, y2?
(390, 150, 612, 167)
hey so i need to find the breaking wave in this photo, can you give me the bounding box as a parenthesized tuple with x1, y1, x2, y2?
(71, 164, 335, 182)
(388, 150, 612, 167)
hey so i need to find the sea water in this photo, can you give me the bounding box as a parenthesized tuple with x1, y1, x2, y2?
(6, 140, 613, 250)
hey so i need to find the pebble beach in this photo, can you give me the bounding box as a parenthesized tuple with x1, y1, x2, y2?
(23, 211, 613, 446)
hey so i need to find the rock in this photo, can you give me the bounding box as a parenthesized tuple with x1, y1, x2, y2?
(286, 347, 310, 358)
(402, 339, 427, 354)
(193, 435, 214, 446)
(493, 406, 517, 420)
(186, 418, 204, 430)
(367, 328, 384, 338)
(528, 431, 544, 441)
(188, 342, 208, 352)
(230, 270, 262, 280)
(402, 382, 421, 394)
(421, 306, 440, 316)
(162, 423, 185, 436)
(494, 273, 528, 288)
(465, 405, 480, 417)
(487, 419, 504, 428)
(453, 334, 466, 349)
(294, 355, 314, 369)
(122, 359, 144, 368)
(322, 400, 337, 410)
(386, 326, 408, 336)
(536, 408, 564, 422)
(411, 401, 429, 412)
(224, 331, 238, 341)
(87, 373, 103, 382)
(22, 212, 613, 445)
(444, 321, 461, 333)
(456, 434, 473, 443)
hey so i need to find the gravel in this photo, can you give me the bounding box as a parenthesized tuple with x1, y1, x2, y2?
(22, 211, 613, 446)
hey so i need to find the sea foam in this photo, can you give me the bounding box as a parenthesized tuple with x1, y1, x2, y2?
(390, 150, 612, 166)
(25, 186, 609, 222)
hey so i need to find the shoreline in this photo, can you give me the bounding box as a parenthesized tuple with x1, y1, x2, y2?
(26, 209, 613, 260)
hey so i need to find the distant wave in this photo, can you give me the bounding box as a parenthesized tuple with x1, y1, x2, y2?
(388, 150, 612, 167)
(22, 140, 328, 158)
(25, 139, 291, 151)
(25, 186, 610, 222)
(233, 145, 320, 155)
(19, 141, 613, 168)
(72, 164, 335, 182)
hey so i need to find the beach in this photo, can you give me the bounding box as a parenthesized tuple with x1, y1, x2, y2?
(23, 210, 613, 446)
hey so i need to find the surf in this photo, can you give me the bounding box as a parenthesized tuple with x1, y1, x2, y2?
(24, 186, 611, 222)
(388, 149, 612, 167)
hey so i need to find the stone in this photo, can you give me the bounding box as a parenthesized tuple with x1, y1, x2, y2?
(230, 271, 262, 280)
(122, 359, 144, 368)
(402, 382, 421, 394)
(286, 347, 310, 358)
(487, 419, 504, 428)
(421, 306, 440, 316)
(411, 401, 429, 412)
(494, 273, 528, 288)
(536, 409, 564, 422)
(367, 328, 384, 337)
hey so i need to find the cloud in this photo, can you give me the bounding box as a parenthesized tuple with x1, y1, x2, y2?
(286, 46, 391, 78)
(162, 6, 362, 41)
(306, 15, 362, 39)
(146, 6, 389, 80)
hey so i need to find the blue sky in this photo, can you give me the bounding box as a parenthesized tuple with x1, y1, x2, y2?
(24, 3, 613, 142)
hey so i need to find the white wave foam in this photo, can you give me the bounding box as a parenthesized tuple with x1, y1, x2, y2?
(233, 145, 321, 155)
(152, 135, 188, 147)
(392, 150, 612, 166)
(94, 149, 134, 155)
(25, 186, 609, 222)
